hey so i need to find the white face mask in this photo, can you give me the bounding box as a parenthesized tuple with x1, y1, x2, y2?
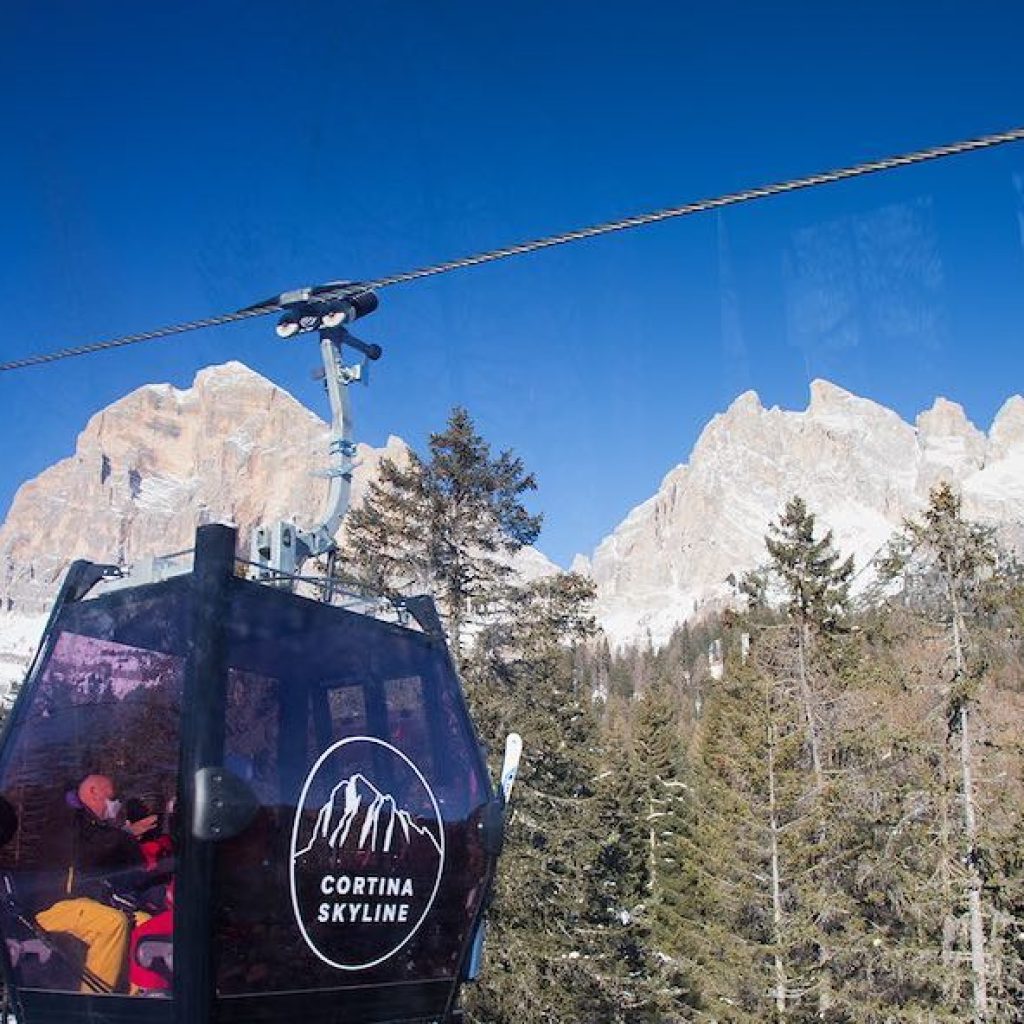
(103, 798, 122, 821)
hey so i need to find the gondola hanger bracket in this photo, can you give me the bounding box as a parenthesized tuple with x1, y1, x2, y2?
(248, 285, 382, 591)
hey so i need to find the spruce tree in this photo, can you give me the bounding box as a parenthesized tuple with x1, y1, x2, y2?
(632, 682, 691, 956)
(580, 717, 668, 1022)
(743, 497, 855, 1017)
(762, 495, 854, 630)
(462, 571, 607, 1024)
(344, 406, 542, 654)
(674, 647, 777, 1021)
(631, 680, 700, 1018)
(880, 482, 1005, 1021)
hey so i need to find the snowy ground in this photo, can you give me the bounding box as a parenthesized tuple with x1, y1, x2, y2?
(0, 612, 47, 699)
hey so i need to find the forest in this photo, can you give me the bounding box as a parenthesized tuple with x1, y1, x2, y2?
(345, 408, 1024, 1023)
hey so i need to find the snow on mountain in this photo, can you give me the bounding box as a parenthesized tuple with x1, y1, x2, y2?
(0, 611, 46, 701)
(1, 365, 1020, 671)
(584, 380, 1024, 649)
(0, 361, 556, 690)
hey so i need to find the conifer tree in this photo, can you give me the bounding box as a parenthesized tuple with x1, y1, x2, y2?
(592, 680, 698, 1018)
(345, 406, 542, 654)
(462, 571, 609, 1023)
(632, 681, 692, 958)
(580, 718, 670, 1021)
(752, 495, 854, 783)
(674, 648, 777, 1020)
(742, 497, 855, 1016)
(880, 482, 1002, 1021)
(763, 495, 855, 630)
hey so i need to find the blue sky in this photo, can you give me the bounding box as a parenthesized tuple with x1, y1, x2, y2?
(2, 1, 1023, 566)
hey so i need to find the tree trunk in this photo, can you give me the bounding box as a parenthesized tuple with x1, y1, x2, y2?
(795, 621, 832, 1014)
(767, 694, 787, 1017)
(960, 702, 989, 1021)
(938, 753, 958, 1003)
(796, 621, 824, 789)
(950, 590, 988, 1021)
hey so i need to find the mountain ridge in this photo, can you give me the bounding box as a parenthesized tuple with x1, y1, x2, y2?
(585, 379, 1024, 647)
(0, 365, 1021, 675)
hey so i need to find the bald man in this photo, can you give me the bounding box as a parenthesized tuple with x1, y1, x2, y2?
(35, 774, 154, 993)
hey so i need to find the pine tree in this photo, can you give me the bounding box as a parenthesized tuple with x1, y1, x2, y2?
(742, 496, 856, 1017)
(880, 482, 1004, 1021)
(674, 646, 777, 1021)
(344, 406, 542, 655)
(462, 569, 609, 1023)
(630, 680, 699, 1018)
(579, 717, 668, 1022)
(632, 681, 691, 955)
(832, 604, 980, 1021)
(763, 495, 855, 630)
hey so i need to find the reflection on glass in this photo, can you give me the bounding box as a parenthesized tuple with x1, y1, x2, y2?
(0, 617, 183, 998)
(212, 584, 492, 1008)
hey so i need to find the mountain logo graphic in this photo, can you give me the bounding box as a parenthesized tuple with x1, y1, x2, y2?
(289, 736, 446, 971)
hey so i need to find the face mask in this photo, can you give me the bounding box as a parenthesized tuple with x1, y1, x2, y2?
(103, 798, 122, 821)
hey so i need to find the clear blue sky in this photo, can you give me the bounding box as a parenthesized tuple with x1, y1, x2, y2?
(2, 1, 1023, 566)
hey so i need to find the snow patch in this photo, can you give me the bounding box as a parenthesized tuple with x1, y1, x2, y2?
(135, 474, 195, 512)
(0, 612, 47, 697)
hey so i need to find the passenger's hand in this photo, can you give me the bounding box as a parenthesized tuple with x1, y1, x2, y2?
(128, 814, 158, 837)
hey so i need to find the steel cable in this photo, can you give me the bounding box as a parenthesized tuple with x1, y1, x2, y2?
(3, 126, 1024, 373)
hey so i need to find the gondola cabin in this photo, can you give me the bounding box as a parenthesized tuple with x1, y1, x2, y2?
(0, 524, 500, 1024)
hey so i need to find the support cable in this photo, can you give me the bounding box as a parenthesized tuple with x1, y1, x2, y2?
(2, 126, 1023, 373)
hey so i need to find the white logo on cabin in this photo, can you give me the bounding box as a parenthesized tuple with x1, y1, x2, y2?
(295, 772, 443, 859)
(289, 737, 446, 971)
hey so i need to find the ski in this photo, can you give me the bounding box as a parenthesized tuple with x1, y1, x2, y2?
(499, 732, 522, 804)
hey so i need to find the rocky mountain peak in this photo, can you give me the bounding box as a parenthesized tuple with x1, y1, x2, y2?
(916, 395, 977, 436)
(0, 362, 376, 612)
(988, 394, 1024, 460)
(804, 379, 910, 440)
(194, 359, 274, 388)
(588, 380, 1024, 648)
(807, 377, 858, 414)
(726, 389, 763, 417)
(915, 396, 986, 488)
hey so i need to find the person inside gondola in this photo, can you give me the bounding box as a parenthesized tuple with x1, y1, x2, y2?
(121, 797, 176, 995)
(129, 878, 174, 996)
(123, 798, 174, 894)
(35, 773, 156, 993)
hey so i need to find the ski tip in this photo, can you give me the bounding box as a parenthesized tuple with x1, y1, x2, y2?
(500, 733, 523, 803)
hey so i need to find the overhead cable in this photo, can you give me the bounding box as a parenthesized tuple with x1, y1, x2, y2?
(3, 125, 1024, 373)
(359, 126, 1024, 291)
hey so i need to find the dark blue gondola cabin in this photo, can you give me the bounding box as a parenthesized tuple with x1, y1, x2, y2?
(0, 525, 497, 1024)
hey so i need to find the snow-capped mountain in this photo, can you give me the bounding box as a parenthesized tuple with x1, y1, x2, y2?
(585, 380, 1024, 647)
(296, 774, 442, 859)
(0, 360, 408, 617)
(0, 361, 557, 690)
(1, 365, 1021, 672)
